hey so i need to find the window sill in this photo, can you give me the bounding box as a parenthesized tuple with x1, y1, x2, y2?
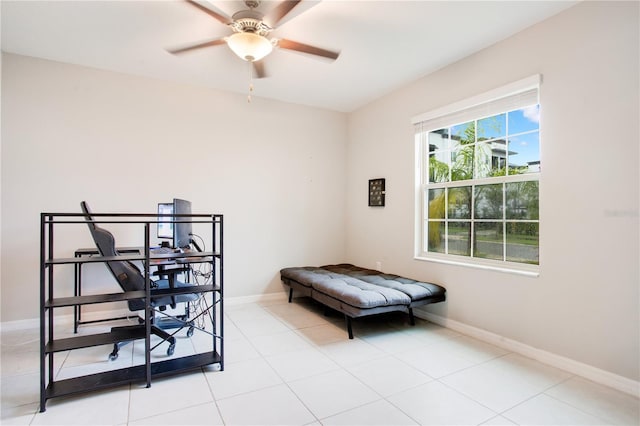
(414, 255, 539, 277)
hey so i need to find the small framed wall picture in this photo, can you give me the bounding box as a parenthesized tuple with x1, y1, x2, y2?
(368, 178, 386, 207)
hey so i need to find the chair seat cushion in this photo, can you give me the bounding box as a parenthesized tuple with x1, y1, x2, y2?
(151, 279, 200, 307)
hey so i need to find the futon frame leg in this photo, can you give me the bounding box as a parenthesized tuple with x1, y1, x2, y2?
(288, 288, 293, 303)
(345, 315, 354, 339)
(408, 308, 416, 326)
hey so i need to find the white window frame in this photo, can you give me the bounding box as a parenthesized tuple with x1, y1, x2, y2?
(413, 75, 541, 276)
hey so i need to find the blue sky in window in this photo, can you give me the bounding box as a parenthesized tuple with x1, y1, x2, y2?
(450, 121, 474, 140)
(508, 105, 540, 134)
(478, 114, 506, 140)
(509, 131, 540, 167)
(448, 104, 539, 141)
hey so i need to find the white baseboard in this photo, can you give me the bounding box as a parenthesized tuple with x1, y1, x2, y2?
(1, 316, 41, 332)
(414, 308, 640, 398)
(225, 292, 287, 306)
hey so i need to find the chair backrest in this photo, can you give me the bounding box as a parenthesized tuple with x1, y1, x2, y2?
(80, 202, 146, 308)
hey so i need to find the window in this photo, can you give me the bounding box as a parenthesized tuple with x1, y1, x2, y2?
(414, 76, 540, 272)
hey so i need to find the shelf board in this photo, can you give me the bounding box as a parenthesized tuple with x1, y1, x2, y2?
(46, 251, 220, 266)
(74, 246, 141, 256)
(45, 351, 221, 400)
(150, 284, 220, 298)
(46, 253, 146, 265)
(45, 285, 218, 308)
(46, 291, 147, 308)
(45, 326, 145, 353)
(150, 351, 222, 378)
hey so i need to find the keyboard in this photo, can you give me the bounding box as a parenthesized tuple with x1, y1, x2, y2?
(150, 246, 174, 255)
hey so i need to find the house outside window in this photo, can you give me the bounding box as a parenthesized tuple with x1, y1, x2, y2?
(413, 76, 540, 274)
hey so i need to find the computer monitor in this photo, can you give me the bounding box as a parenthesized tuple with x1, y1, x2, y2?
(173, 198, 193, 249)
(157, 202, 174, 240)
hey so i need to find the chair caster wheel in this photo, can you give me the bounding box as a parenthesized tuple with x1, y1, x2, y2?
(167, 343, 176, 356)
(108, 351, 119, 361)
(187, 326, 194, 337)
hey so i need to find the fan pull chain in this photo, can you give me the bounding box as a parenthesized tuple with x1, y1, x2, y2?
(247, 61, 254, 103)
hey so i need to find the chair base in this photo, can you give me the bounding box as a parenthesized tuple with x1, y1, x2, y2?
(108, 324, 177, 360)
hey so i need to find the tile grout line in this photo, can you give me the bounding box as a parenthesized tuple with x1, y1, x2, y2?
(224, 307, 323, 423)
(540, 379, 614, 425)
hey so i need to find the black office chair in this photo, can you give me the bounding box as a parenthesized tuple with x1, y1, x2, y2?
(80, 201, 198, 360)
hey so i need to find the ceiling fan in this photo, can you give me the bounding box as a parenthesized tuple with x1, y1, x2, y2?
(168, 0, 340, 78)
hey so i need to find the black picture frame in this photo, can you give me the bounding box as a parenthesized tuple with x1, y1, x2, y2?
(368, 178, 385, 207)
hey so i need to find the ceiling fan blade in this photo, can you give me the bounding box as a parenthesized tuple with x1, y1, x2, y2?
(253, 61, 267, 79)
(264, 1, 302, 27)
(167, 38, 227, 55)
(277, 38, 340, 60)
(185, 0, 232, 26)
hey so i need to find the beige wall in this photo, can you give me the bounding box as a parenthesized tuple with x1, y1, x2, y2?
(1, 0, 638, 386)
(1, 53, 348, 322)
(346, 1, 639, 381)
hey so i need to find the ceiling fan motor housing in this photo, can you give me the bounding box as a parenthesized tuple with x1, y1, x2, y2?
(230, 9, 271, 36)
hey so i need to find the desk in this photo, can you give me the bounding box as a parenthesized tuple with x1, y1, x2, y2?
(73, 247, 211, 333)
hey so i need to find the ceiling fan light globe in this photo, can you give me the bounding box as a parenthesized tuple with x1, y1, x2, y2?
(227, 32, 273, 62)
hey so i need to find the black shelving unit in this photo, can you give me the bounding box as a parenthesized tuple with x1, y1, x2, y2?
(39, 212, 223, 412)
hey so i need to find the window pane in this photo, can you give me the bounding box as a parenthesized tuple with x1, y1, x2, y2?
(450, 121, 475, 144)
(506, 181, 539, 220)
(474, 184, 503, 219)
(477, 113, 506, 141)
(448, 222, 470, 256)
(506, 222, 539, 264)
(451, 145, 474, 181)
(428, 129, 449, 151)
(474, 142, 505, 178)
(428, 188, 446, 219)
(429, 152, 450, 183)
(448, 186, 471, 219)
(428, 221, 445, 253)
(492, 140, 509, 175)
(508, 131, 540, 174)
(508, 105, 539, 134)
(474, 222, 503, 260)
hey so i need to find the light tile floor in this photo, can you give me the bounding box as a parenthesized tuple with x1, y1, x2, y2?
(1, 298, 638, 425)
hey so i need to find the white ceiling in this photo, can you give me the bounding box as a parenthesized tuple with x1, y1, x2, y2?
(1, 0, 577, 112)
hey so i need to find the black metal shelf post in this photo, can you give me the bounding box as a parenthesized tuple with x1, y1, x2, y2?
(39, 212, 224, 412)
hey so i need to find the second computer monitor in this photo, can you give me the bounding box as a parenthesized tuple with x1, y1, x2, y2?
(157, 202, 174, 240)
(173, 198, 192, 249)
(157, 198, 192, 248)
